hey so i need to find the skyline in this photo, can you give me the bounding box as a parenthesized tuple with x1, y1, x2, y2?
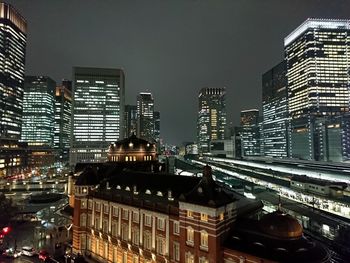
(6, 0, 350, 144)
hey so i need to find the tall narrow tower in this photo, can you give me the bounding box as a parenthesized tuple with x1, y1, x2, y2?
(197, 87, 226, 153)
(0, 3, 27, 176)
(137, 92, 154, 141)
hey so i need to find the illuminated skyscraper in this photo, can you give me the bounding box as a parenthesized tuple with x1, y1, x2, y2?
(240, 109, 261, 156)
(154, 111, 160, 141)
(197, 87, 226, 153)
(0, 3, 27, 176)
(262, 60, 289, 158)
(137, 92, 154, 141)
(285, 19, 350, 160)
(54, 80, 72, 163)
(124, 105, 137, 138)
(21, 76, 56, 147)
(70, 67, 125, 165)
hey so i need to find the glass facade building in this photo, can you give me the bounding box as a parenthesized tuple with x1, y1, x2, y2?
(137, 93, 154, 141)
(0, 3, 27, 176)
(197, 87, 226, 153)
(262, 60, 289, 158)
(124, 105, 137, 138)
(21, 76, 56, 147)
(54, 80, 72, 163)
(285, 19, 350, 160)
(240, 109, 261, 157)
(70, 67, 125, 165)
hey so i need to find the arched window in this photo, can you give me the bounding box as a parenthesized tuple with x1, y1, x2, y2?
(200, 230, 208, 248)
(186, 227, 194, 244)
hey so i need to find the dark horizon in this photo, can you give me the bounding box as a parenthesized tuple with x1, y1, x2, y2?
(6, 0, 350, 145)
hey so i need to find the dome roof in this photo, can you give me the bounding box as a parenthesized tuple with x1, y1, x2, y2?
(110, 134, 155, 152)
(259, 210, 303, 239)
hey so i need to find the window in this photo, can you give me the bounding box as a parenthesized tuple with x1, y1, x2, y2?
(185, 252, 194, 263)
(200, 230, 208, 250)
(200, 213, 208, 222)
(143, 231, 152, 250)
(132, 228, 139, 245)
(133, 212, 139, 223)
(121, 224, 128, 241)
(113, 206, 118, 217)
(104, 242, 108, 258)
(103, 219, 108, 233)
(95, 202, 101, 212)
(187, 210, 193, 218)
(80, 213, 86, 227)
(113, 246, 118, 263)
(95, 238, 99, 254)
(122, 209, 129, 220)
(219, 212, 224, 221)
(156, 236, 166, 255)
(104, 204, 109, 214)
(173, 242, 180, 261)
(157, 218, 164, 230)
(145, 215, 152, 226)
(122, 251, 127, 263)
(95, 218, 100, 229)
(87, 214, 92, 227)
(111, 223, 117, 237)
(88, 200, 93, 209)
(173, 221, 180, 235)
(199, 257, 209, 263)
(87, 236, 91, 250)
(186, 227, 194, 245)
(132, 255, 139, 263)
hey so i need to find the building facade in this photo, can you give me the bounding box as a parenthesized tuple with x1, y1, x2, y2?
(54, 80, 72, 163)
(0, 3, 27, 176)
(70, 67, 125, 165)
(285, 19, 350, 160)
(124, 105, 137, 138)
(262, 60, 289, 158)
(21, 76, 56, 147)
(137, 93, 154, 142)
(197, 87, 226, 154)
(240, 109, 261, 157)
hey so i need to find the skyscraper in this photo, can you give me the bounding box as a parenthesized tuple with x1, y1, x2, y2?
(154, 111, 160, 141)
(197, 87, 226, 153)
(285, 18, 350, 160)
(0, 3, 27, 176)
(124, 105, 137, 138)
(240, 109, 261, 156)
(262, 60, 289, 158)
(54, 80, 72, 163)
(21, 76, 56, 147)
(70, 67, 125, 165)
(137, 92, 154, 141)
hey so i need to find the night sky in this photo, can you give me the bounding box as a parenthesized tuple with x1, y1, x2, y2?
(7, 0, 350, 145)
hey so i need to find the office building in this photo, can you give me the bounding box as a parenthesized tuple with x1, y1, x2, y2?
(124, 105, 137, 138)
(262, 60, 289, 158)
(240, 109, 261, 156)
(153, 111, 160, 142)
(70, 67, 125, 165)
(0, 3, 27, 176)
(137, 93, 154, 141)
(285, 19, 350, 160)
(54, 80, 72, 163)
(197, 87, 226, 153)
(71, 136, 329, 263)
(21, 76, 56, 147)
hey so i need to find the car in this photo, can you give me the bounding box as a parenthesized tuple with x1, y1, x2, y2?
(21, 246, 36, 256)
(38, 250, 50, 261)
(3, 248, 21, 258)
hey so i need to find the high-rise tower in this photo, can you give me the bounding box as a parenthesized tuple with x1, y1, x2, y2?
(70, 67, 125, 165)
(262, 60, 289, 158)
(285, 19, 350, 159)
(197, 87, 226, 153)
(0, 3, 27, 176)
(137, 93, 154, 141)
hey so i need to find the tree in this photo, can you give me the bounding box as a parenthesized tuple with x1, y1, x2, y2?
(0, 193, 17, 226)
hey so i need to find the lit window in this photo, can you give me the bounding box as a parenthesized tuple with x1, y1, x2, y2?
(157, 218, 165, 230)
(186, 227, 194, 245)
(200, 230, 208, 249)
(185, 252, 194, 263)
(200, 213, 208, 222)
(187, 210, 193, 218)
(219, 213, 224, 221)
(173, 221, 180, 235)
(156, 236, 166, 255)
(143, 231, 152, 250)
(199, 257, 208, 263)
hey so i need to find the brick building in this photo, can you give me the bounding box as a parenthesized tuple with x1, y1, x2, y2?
(71, 135, 329, 263)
